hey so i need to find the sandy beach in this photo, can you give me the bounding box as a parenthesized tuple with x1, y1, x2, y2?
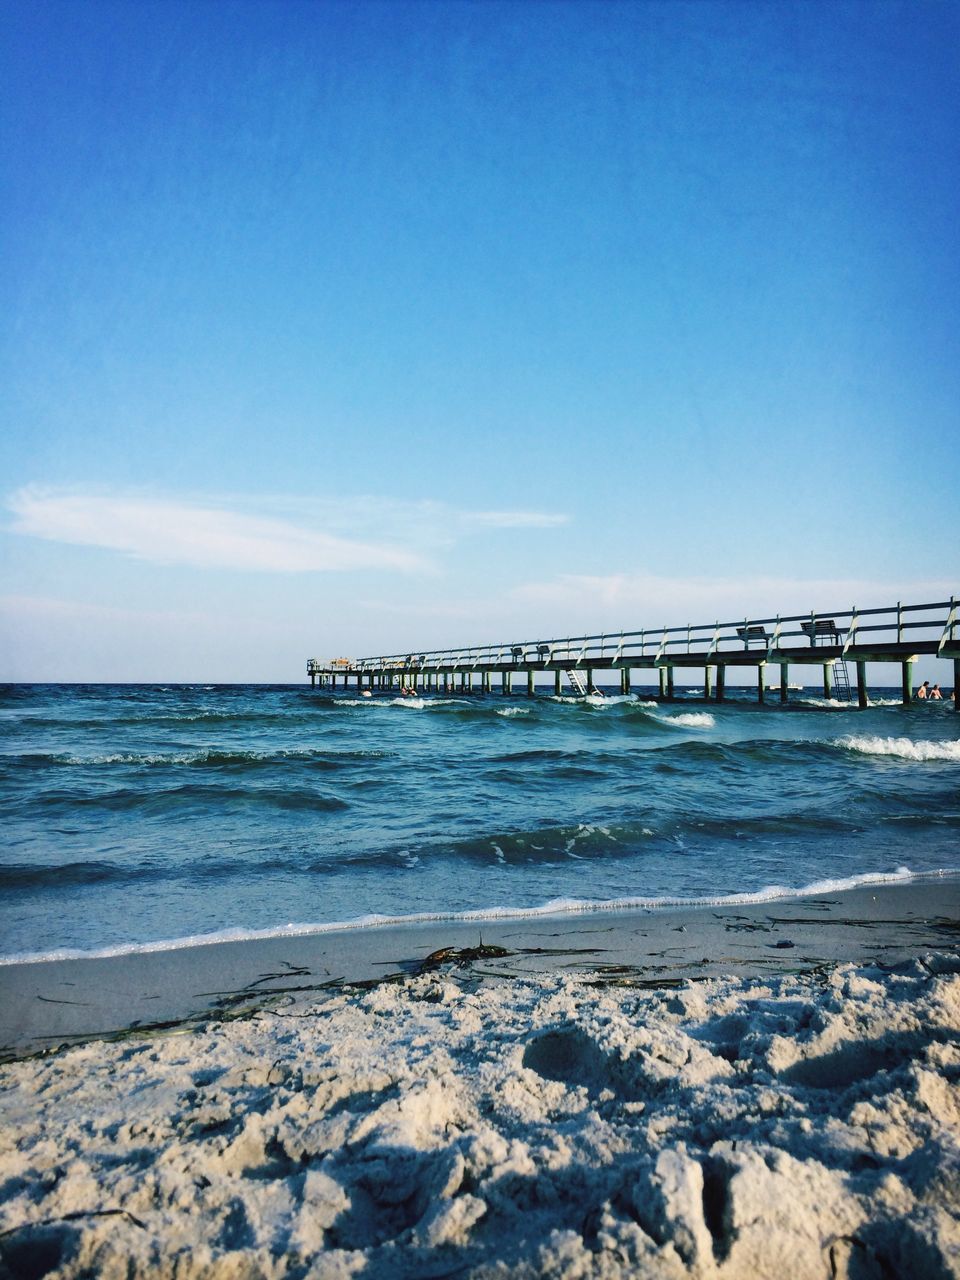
(2, 877, 960, 1278)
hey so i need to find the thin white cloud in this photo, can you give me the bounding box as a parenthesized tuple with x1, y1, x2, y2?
(5, 487, 569, 573)
(256, 495, 569, 539)
(458, 509, 569, 530)
(6, 487, 429, 574)
(507, 572, 958, 629)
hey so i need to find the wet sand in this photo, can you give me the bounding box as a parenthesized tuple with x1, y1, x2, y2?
(2, 875, 958, 1060)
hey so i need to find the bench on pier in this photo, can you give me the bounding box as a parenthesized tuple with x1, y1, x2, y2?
(519, 644, 552, 663)
(736, 625, 769, 648)
(800, 620, 843, 646)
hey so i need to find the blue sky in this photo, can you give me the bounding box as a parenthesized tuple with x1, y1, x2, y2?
(2, 0, 957, 682)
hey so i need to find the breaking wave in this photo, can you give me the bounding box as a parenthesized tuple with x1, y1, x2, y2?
(836, 736, 960, 763)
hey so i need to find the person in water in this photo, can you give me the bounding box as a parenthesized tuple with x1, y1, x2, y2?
(916, 681, 930, 699)
(929, 684, 943, 700)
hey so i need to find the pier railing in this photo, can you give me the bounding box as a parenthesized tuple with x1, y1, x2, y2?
(327, 597, 957, 674)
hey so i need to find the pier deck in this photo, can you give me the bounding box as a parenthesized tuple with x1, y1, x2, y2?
(309, 598, 959, 708)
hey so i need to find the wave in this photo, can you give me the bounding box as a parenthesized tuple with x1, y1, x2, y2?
(6, 710, 299, 730)
(652, 711, 716, 728)
(9, 734, 952, 790)
(434, 821, 646, 867)
(335, 696, 477, 710)
(4, 867, 945, 966)
(2, 747, 388, 771)
(550, 694, 656, 709)
(497, 707, 530, 717)
(24, 784, 352, 815)
(835, 736, 960, 763)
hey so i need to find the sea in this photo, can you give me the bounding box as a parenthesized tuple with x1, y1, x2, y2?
(2, 681, 959, 963)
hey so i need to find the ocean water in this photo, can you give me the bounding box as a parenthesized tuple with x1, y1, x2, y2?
(1, 682, 958, 962)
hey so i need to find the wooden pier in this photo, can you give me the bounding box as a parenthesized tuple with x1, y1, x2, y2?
(308, 598, 960, 709)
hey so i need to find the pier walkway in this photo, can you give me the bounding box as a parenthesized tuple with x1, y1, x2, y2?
(308, 598, 959, 708)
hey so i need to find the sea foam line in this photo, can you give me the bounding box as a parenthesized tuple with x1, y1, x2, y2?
(2, 866, 945, 967)
(836, 735, 960, 762)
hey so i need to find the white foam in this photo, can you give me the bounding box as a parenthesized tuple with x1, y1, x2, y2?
(497, 707, 529, 717)
(337, 696, 471, 709)
(836, 735, 960, 762)
(549, 694, 644, 707)
(23, 746, 373, 767)
(653, 711, 716, 728)
(2, 867, 939, 967)
(344, 696, 470, 709)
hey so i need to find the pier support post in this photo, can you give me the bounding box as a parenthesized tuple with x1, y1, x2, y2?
(659, 668, 667, 698)
(954, 659, 960, 711)
(501, 671, 508, 695)
(704, 666, 712, 699)
(716, 665, 725, 702)
(554, 670, 561, 696)
(666, 667, 675, 700)
(527, 669, 535, 697)
(823, 663, 833, 699)
(586, 668, 595, 694)
(483, 672, 490, 694)
(620, 668, 630, 694)
(758, 663, 766, 704)
(779, 664, 788, 703)
(857, 661, 868, 709)
(901, 659, 913, 707)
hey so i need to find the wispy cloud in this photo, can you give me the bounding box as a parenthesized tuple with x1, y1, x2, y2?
(4, 488, 423, 574)
(508, 571, 958, 629)
(257, 495, 569, 540)
(457, 509, 568, 530)
(5, 487, 569, 574)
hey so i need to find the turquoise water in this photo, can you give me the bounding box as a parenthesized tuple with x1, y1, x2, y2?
(1, 682, 958, 960)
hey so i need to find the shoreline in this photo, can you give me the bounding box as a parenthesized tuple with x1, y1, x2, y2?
(0, 864, 937, 968)
(3, 874, 958, 1062)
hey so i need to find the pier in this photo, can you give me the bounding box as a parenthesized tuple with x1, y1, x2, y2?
(308, 598, 959, 709)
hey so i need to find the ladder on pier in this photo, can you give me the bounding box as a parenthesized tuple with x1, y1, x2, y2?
(565, 669, 588, 696)
(831, 659, 853, 702)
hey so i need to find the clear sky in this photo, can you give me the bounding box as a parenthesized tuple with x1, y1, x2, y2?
(2, 0, 957, 682)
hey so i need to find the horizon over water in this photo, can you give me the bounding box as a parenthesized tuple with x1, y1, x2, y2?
(2, 682, 959, 964)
